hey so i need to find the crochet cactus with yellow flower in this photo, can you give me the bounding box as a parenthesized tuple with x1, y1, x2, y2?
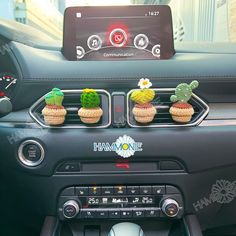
(78, 89, 103, 124)
(131, 78, 156, 123)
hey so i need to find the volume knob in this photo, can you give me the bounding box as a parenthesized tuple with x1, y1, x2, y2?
(63, 200, 80, 219)
(161, 199, 180, 218)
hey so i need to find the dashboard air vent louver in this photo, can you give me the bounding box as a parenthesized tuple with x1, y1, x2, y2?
(30, 90, 111, 128)
(127, 88, 209, 128)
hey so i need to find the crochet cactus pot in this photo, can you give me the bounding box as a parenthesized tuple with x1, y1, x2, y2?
(169, 102, 194, 123)
(132, 103, 156, 123)
(78, 89, 103, 124)
(169, 81, 199, 123)
(131, 79, 156, 123)
(42, 88, 67, 125)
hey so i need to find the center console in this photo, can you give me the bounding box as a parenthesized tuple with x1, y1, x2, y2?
(58, 185, 183, 220)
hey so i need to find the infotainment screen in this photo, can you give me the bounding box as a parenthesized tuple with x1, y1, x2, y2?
(63, 5, 175, 61)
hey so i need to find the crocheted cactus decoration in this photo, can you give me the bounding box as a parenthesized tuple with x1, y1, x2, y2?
(45, 88, 64, 106)
(131, 78, 155, 104)
(131, 89, 155, 104)
(170, 80, 199, 103)
(81, 89, 100, 108)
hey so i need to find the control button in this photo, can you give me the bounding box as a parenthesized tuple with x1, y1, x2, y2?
(133, 209, 145, 218)
(130, 197, 142, 204)
(152, 44, 161, 58)
(89, 187, 101, 196)
(166, 186, 181, 194)
(145, 209, 160, 217)
(160, 161, 183, 171)
(63, 200, 80, 219)
(61, 187, 75, 196)
(22, 144, 41, 162)
(121, 210, 133, 218)
(111, 197, 128, 204)
(87, 197, 100, 205)
(134, 34, 149, 50)
(152, 186, 165, 195)
(109, 210, 120, 218)
(76, 46, 85, 59)
(97, 210, 108, 218)
(140, 186, 152, 195)
(127, 186, 140, 195)
(76, 187, 88, 196)
(87, 35, 102, 51)
(114, 186, 126, 195)
(102, 186, 114, 195)
(109, 28, 127, 47)
(57, 162, 80, 172)
(18, 140, 45, 167)
(81, 210, 97, 219)
(141, 196, 154, 204)
(101, 197, 109, 204)
(161, 199, 180, 218)
(112, 92, 126, 127)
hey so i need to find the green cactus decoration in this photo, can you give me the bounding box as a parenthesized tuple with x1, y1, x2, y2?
(81, 89, 100, 108)
(170, 80, 199, 103)
(54, 91, 64, 106)
(45, 93, 55, 105)
(45, 88, 64, 106)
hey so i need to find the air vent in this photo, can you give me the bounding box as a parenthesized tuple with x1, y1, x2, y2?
(29, 90, 111, 128)
(127, 88, 209, 128)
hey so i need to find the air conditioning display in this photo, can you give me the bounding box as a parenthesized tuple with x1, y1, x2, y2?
(63, 6, 175, 61)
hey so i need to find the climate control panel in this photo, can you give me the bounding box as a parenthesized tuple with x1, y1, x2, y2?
(58, 185, 184, 220)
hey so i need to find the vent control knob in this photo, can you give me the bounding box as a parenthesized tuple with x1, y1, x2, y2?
(63, 200, 80, 219)
(161, 199, 180, 218)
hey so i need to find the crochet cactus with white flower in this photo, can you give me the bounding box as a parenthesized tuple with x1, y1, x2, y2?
(131, 78, 156, 124)
(131, 78, 155, 104)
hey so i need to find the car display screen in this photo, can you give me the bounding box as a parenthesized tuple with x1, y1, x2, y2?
(63, 5, 175, 61)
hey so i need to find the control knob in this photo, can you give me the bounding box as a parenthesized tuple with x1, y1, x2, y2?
(63, 200, 80, 219)
(0, 97, 12, 118)
(161, 198, 180, 217)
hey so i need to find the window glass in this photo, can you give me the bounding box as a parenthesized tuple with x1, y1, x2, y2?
(0, 0, 235, 43)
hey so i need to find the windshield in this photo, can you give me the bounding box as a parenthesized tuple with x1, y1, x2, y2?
(0, 0, 235, 43)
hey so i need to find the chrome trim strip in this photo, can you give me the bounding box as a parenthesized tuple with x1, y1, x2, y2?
(29, 89, 112, 129)
(18, 140, 45, 167)
(127, 88, 210, 128)
(200, 119, 236, 127)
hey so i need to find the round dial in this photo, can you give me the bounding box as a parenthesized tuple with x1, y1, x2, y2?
(0, 72, 17, 98)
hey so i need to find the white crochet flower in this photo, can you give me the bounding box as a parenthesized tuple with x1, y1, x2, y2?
(138, 78, 152, 89)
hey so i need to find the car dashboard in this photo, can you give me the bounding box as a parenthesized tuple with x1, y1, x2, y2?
(0, 18, 236, 236)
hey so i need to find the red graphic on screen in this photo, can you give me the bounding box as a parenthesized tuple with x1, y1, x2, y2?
(107, 22, 129, 47)
(113, 33, 123, 44)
